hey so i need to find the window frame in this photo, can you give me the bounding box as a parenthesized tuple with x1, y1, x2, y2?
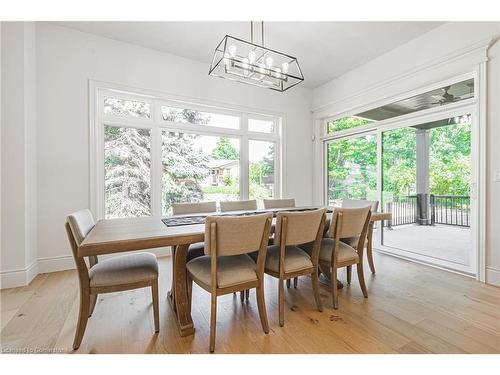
(90, 82, 282, 219)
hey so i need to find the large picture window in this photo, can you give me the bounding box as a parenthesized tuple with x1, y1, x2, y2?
(93, 85, 281, 219)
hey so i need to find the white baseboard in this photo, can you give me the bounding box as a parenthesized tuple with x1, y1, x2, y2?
(0, 260, 38, 289)
(486, 267, 500, 287)
(1, 247, 173, 289)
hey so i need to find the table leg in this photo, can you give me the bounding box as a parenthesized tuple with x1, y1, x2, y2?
(319, 264, 343, 289)
(167, 244, 195, 337)
(167, 246, 176, 311)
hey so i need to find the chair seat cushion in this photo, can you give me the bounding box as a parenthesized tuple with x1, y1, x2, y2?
(265, 245, 312, 273)
(300, 238, 359, 264)
(186, 254, 257, 288)
(341, 235, 367, 249)
(89, 252, 158, 288)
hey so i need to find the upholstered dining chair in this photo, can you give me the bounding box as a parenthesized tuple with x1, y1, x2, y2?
(341, 199, 379, 274)
(313, 207, 371, 309)
(65, 209, 159, 350)
(261, 208, 326, 327)
(220, 199, 258, 212)
(263, 198, 296, 209)
(171, 201, 217, 263)
(186, 213, 273, 352)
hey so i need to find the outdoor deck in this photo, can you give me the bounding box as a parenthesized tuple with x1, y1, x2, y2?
(380, 224, 471, 265)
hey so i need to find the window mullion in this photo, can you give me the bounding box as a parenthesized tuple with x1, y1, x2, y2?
(240, 114, 249, 200)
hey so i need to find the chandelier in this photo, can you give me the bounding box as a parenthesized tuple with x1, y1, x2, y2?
(209, 21, 304, 92)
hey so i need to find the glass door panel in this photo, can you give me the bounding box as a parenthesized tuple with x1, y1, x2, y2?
(326, 134, 377, 206)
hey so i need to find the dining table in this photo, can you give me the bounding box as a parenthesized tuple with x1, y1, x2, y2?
(79, 207, 391, 337)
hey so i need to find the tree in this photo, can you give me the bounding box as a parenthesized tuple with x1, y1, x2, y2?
(162, 132, 210, 213)
(212, 137, 239, 160)
(104, 126, 151, 218)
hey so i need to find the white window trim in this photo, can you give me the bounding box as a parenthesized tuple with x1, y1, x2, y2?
(90, 80, 283, 220)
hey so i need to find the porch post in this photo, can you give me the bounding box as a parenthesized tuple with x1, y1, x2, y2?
(416, 129, 431, 225)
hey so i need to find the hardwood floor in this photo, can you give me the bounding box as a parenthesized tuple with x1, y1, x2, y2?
(1, 253, 499, 354)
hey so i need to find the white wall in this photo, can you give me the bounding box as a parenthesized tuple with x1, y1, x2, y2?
(27, 23, 312, 279)
(0, 22, 38, 288)
(312, 22, 500, 286)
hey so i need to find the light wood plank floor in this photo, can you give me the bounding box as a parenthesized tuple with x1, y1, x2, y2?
(1, 253, 499, 354)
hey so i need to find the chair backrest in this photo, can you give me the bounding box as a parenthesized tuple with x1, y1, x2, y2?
(172, 201, 217, 215)
(204, 213, 273, 257)
(66, 209, 97, 281)
(341, 198, 379, 212)
(328, 207, 371, 239)
(220, 199, 257, 212)
(263, 198, 296, 209)
(274, 208, 326, 246)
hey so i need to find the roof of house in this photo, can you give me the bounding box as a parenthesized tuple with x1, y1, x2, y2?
(207, 159, 239, 169)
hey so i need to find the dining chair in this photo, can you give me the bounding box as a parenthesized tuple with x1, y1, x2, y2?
(186, 213, 273, 352)
(263, 198, 296, 209)
(314, 207, 371, 309)
(65, 209, 159, 350)
(171, 201, 217, 263)
(341, 199, 379, 274)
(220, 199, 258, 212)
(262, 208, 326, 327)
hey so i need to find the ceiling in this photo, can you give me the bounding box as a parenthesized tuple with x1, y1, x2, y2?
(54, 21, 443, 89)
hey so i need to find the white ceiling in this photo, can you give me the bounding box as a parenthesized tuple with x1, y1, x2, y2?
(54, 21, 443, 89)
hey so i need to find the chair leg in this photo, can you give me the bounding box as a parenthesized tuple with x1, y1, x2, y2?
(209, 293, 217, 353)
(286, 279, 291, 288)
(245, 289, 250, 301)
(346, 266, 352, 284)
(240, 290, 245, 302)
(278, 278, 285, 327)
(311, 270, 323, 312)
(151, 279, 160, 333)
(293, 277, 298, 288)
(255, 286, 269, 334)
(73, 290, 90, 350)
(88, 294, 98, 317)
(331, 267, 339, 310)
(357, 261, 368, 298)
(367, 241, 376, 274)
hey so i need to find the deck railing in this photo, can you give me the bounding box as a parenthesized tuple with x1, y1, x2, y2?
(385, 194, 470, 228)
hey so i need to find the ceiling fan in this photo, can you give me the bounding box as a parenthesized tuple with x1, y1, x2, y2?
(431, 82, 473, 105)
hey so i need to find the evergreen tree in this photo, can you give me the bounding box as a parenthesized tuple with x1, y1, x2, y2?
(212, 137, 239, 160)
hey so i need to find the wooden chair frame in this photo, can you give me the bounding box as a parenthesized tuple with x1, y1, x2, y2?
(187, 216, 273, 352)
(265, 212, 326, 327)
(65, 222, 159, 350)
(321, 210, 372, 309)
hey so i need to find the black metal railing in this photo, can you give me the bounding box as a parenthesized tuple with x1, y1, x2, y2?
(385, 194, 470, 228)
(432, 195, 470, 227)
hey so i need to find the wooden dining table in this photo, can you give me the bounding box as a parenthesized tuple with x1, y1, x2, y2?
(79, 207, 391, 337)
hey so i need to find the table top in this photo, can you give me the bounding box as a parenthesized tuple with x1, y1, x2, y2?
(79, 206, 391, 257)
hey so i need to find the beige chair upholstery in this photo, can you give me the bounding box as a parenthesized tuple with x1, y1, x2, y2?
(89, 252, 158, 287)
(66, 209, 160, 350)
(186, 255, 257, 288)
(186, 212, 273, 352)
(341, 198, 379, 211)
(220, 199, 258, 212)
(321, 206, 371, 309)
(263, 198, 296, 209)
(172, 201, 217, 215)
(265, 245, 312, 273)
(301, 238, 359, 264)
(264, 208, 326, 326)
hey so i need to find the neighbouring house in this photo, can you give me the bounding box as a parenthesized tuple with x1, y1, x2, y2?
(206, 159, 239, 186)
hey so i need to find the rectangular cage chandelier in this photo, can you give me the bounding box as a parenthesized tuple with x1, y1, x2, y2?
(209, 21, 304, 92)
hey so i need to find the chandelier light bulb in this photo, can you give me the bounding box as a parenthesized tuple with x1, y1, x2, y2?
(281, 62, 289, 74)
(248, 50, 256, 64)
(223, 53, 230, 66)
(265, 56, 274, 69)
(228, 45, 237, 58)
(258, 62, 266, 75)
(242, 58, 250, 75)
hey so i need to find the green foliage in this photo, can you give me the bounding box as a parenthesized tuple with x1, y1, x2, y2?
(223, 174, 233, 186)
(327, 116, 372, 133)
(212, 137, 239, 160)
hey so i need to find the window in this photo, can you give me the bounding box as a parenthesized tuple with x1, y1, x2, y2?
(249, 140, 276, 203)
(161, 106, 239, 129)
(104, 125, 151, 218)
(93, 86, 281, 218)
